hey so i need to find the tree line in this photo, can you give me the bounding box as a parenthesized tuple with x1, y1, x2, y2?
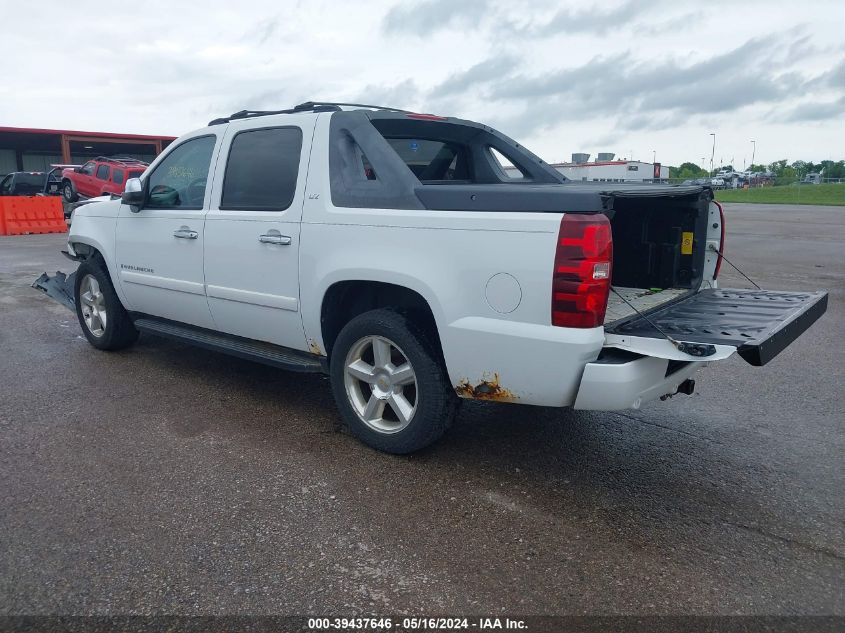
(669, 159, 845, 181)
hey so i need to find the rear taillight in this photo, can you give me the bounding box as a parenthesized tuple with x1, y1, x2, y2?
(713, 201, 726, 279)
(552, 213, 613, 328)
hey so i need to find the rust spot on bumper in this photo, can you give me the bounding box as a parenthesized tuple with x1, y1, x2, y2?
(308, 339, 323, 356)
(455, 373, 517, 401)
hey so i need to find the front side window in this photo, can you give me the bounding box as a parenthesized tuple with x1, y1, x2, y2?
(221, 127, 302, 211)
(146, 135, 216, 209)
(95, 164, 110, 180)
(112, 169, 124, 185)
(80, 162, 95, 176)
(0, 175, 11, 194)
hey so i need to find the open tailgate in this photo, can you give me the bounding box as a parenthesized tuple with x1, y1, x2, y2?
(605, 288, 828, 366)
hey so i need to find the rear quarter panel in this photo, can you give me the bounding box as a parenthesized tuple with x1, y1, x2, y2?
(299, 115, 605, 406)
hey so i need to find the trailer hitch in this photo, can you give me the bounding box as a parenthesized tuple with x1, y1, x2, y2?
(660, 378, 696, 400)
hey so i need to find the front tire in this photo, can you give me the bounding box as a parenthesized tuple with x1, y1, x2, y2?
(330, 309, 457, 454)
(62, 181, 78, 202)
(74, 259, 138, 350)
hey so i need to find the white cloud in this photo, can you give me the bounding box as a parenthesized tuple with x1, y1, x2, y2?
(0, 0, 843, 165)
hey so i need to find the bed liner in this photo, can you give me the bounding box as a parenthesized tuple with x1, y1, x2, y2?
(605, 288, 828, 366)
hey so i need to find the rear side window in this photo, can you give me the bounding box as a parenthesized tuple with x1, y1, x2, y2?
(16, 173, 45, 186)
(221, 126, 302, 211)
(112, 169, 124, 185)
(489, 147, 526, 180)
(95, 164, 109, 180)
(383, 138, 470, 182)
(9, 173, 45, 195)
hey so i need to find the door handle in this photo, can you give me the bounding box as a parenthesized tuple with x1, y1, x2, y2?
(258, 234, 292, 245)
(173, 228, 198, 240)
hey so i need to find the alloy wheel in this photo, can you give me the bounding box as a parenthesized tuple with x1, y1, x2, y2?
(79, 274, 107, 337)
(343, 335, 418, 434)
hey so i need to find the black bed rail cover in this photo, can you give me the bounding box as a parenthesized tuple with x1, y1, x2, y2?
(606, 288, 828, 366)
(413, 182, 709, 213)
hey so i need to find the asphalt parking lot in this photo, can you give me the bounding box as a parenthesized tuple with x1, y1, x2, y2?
(0, 203, 843, 616)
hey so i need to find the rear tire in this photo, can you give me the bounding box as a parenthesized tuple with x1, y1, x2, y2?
(62, 181, 78, 202)
(330, 309, 457, 454)
(74, 258, 138, 351)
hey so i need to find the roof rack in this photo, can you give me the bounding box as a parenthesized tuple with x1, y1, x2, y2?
(94, 156, 149, 166)
(208, 101, 414, 126)
(109, 154, 148, 162)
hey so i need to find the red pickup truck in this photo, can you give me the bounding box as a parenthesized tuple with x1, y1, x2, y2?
(61, 156, 147, 202)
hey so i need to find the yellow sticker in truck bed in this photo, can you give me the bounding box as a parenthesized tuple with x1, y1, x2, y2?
(681, 231, 694, 255)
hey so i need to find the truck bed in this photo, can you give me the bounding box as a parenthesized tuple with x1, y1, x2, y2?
(604, 287, 688, 325)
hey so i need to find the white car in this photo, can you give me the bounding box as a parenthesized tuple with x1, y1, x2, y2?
(63, 102, 828, 453)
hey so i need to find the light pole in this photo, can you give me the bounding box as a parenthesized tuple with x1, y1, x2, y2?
(709, 133, 716, 174)
(750, 140, 756, 169)
(701, 158, 706, 173)
(652, 150, 656, 164)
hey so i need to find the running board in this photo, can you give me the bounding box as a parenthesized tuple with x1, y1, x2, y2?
(132, 316, 325, 373)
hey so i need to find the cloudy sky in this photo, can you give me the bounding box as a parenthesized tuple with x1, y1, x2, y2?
(1, 0, 843, 167)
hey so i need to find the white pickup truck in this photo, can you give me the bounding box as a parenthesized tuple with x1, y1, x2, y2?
(60, 102, 827, 453)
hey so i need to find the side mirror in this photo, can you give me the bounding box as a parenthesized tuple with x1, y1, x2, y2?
(121, 178, 145, 211)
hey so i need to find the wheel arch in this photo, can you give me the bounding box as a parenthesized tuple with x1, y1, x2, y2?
(68, 240, 103, 262)
(319, 280, 444, 363)
(67, 232, 131, 309)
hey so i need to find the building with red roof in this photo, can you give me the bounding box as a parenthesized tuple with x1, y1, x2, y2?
(0, 126, 175, 176)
